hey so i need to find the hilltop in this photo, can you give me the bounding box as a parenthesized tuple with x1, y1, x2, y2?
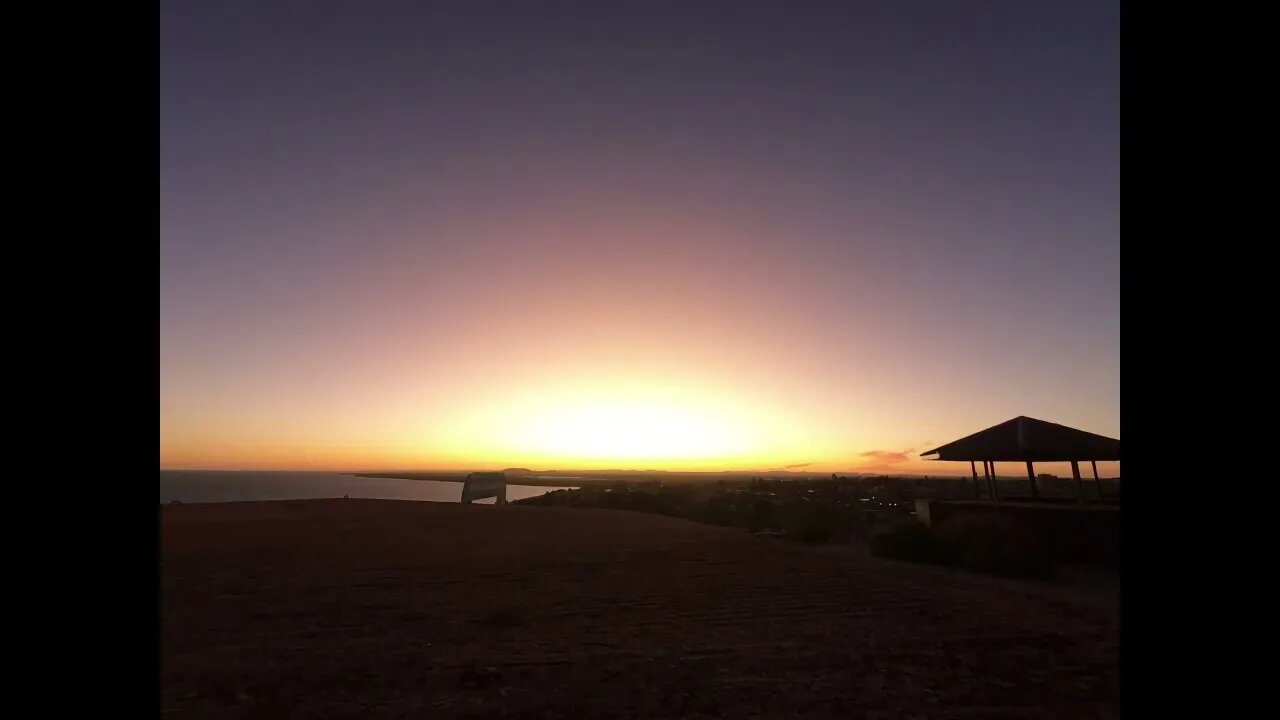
(162, 499, 1118, 718)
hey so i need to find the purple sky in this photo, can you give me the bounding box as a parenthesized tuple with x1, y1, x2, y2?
(161, 1, 1119, 473)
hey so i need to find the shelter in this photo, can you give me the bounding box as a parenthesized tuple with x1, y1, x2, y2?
(920, 416, 1119, 502)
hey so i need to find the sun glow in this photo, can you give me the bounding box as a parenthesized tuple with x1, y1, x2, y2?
(508, 399, 750, 462)
(436, 377, 798, 469)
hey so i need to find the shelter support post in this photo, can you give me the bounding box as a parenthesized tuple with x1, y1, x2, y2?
(1071, 460, 1083, 503)
(1025, 460, 1038, 499)
(970, 460, 979, 499)
(1092, 460, 1102, 500)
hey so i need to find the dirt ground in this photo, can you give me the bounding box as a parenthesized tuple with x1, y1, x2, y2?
(161, 499, 1119, 719)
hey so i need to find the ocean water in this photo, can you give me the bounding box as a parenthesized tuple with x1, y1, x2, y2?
(159, 471, 574, 505)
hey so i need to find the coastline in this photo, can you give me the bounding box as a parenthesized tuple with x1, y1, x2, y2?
(353, 472, 583, 487)
(159, 471, 575, 504)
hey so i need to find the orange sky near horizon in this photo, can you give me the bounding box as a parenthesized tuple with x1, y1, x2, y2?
(160, 342, 1120, 478)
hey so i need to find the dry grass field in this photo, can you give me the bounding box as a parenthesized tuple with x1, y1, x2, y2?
(161, 499, 1119, 719)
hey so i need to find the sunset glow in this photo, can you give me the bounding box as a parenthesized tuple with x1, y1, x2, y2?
(507, 401, 751, 463)
(161, 3, 1119, 477)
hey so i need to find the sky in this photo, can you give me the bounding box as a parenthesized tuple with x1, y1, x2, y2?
(161, 1, 1119, 476)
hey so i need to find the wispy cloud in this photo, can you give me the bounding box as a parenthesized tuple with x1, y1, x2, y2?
(764, 462, 814, 472)
(856, 450, 915, 467)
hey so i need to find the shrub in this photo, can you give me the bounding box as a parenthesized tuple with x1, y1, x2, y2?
(933, 514, 1051, 580)
(747, 498, 779, 533)
(869, 519, 941, 563)
(782, 503, 841, 544)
